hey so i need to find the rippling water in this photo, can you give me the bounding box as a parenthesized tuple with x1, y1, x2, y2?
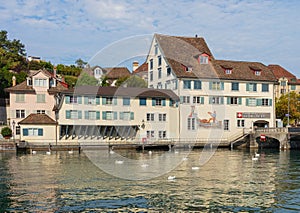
(1, 148, 300, 212)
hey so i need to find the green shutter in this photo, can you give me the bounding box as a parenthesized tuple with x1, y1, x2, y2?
(38, 129, 43, 136)
(221, 97, 224, 104)
(256, 99, 262, 106)
(85, 111, 89, 119)
(113, 98, 117, 105)
(23, 128, 28, 136)
(200, 97, 204, 104)
(209, 82, 212, 90)
(84, 97, 88, 104)
(113, 111, 118, 120)
(162, 99, 166, 106)
(130, 112, 134, 120)
(102, 97, 106, 105)
(238, 98, 242, 105)
(227, 97, 231, 105)
(102, 111, 106, 120)
(246, 83, 249, 91)
(96, 111, 100, 120)
(119, 112, 124, 120)
(246, 98, 249, 106)
(209, 97, 212, 104)
(78, 111, 82, 119)
(169, 99, 173, 106)
(66, 110, 71, 119)
(65, 96, 70, 104)
(253, 83, 257, 92)
(96, 97, 100, 105)
(269, 99, 272, 106)
(180, 96, 183, 104)
(152, 98, 156, 106)
(221, 82, 224, 90)
(77, 96, 82, 104)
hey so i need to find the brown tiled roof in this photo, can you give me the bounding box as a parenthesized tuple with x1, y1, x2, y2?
(48, 81, 69, 94)
(268, 64, 296, 81)
(18, 114, 57, 125)
(5, 81, 35, 93)
(104, 67, 131, 79)
(213, 60, 277, 82)
(133, 62, 148, 73)
(62, 86, 179, 101)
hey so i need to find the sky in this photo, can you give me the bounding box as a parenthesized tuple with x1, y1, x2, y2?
(1, 0, 300, 76)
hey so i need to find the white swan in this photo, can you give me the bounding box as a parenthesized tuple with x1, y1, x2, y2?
(109, 150, 115, 154)
(46, 149, 51, 155)
(141, 163, 149, 168)
(148, 151, 152, 155)
(192, 166, 200, 170)
(168, 176, 176, 180)
(252, 156, 258, 161)
(30, 149, 36, 154)
(255, 152, 260, 157)
(68, 149, 73, 154)
(174, 150, 179, 154)
(115, 160, 124, 164)
(182, 157, 188, 161)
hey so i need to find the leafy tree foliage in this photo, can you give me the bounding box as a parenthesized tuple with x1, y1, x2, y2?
(75, 58, 87, 68)
(76, 72, 98, 86)
(116, 75, 147, 88)
(276, 91, 300, 126)
(99, 76, 110, 87)
(56, 64, 81, 77)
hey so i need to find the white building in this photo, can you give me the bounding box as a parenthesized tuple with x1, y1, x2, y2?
(146, 34, 277, 141)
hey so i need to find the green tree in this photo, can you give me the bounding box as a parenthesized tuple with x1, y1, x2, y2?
(64, 76, 78, 88)
(1, 126, 12, 138)
(75, 58, 87, 69)
(276, 91, 300, 126)
(99, 76, 110, 86)
(76, 73, 98, 86)
(118, 75, 147, 88)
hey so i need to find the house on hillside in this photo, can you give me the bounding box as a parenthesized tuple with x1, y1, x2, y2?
(133, 61, 148, 82)
(5, 69, 68, 140)
(268, 64, 300, 98)
(146, 33, 277, 141)
(104, 67, 131, 86)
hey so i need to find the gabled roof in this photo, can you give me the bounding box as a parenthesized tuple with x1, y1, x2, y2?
(5, 81, 35, 93)
(18, 114, 57, 125)
(154, 34, 218, 79)
(213, 60, 277, 82)
(267, 64, 297, 81)
(133, 62, 148, 73)
(62, 86, 179, 101)
(105, 67, 131, 79)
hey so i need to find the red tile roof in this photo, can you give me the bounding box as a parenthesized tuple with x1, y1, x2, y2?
(133, 62, 148, 73)
(105, 67, 131, 79)
(18, 114, 57, 125)
(268, 64, 296, 81)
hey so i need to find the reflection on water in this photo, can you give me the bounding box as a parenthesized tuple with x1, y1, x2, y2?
(0, 149, 300, 212)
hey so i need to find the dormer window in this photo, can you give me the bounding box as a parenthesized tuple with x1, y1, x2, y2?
(187, 66, 192, 72)
(225, 69, 232, 74)
(249, 66, 261, 76)
(199, 55, 209, 64)
(254, 70, 261, 76)
(27, 77, 32, 86)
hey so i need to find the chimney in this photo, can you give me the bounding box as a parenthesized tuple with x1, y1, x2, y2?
(53, 66, 57, 77)
(132, 61, 139, 72)
(12, 76, 16, 87)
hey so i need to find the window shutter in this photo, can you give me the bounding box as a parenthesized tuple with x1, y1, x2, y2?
(102, 97, 106, 105)
(246, 83, 249, 91)
(256, 99, 262, 106)
(209, 97, 212, 104)
(38, 129, 43, 136)
(152, 98, 156, 106)
(169, 99, 172, 106)
(180, 96, 183, 104)
(96, 111, 100, 120)
(200, 97, 204, 104)
(84, 97, 88, 104)
(221, 82, 224, 90)
(102, 111, 107, 120)
(130, 112, 134, 120)
(23, 128, 28, 136)
(113, 98, 117, 105)
(96, 97, 100, 105)
(221, 97, 224, 104)
(209, 82, 212, 90)
(77, 96, 82, 104)
(66, 110, 71, 119)
(253, 83, 257, 92)
(238, 98, 242, 105)
(119, 112, 124, 120)
(227, 97, 231, 105)
(78, 111, 82, 119)
(246, 98, 249, 106)
(65, 96, 70, 104)
(269, 99, 272, 106)
(113, 111, 118, 120)
(162, 99, 166, 106)
(85, 111, 89, 119)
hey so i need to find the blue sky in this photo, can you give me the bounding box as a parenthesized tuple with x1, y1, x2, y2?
(1, 0, 300, 76)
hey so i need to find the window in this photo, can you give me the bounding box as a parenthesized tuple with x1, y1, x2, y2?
(254, 71, 261, 76)
(119, 111, 134, 120)
(152, 98, 165, 106)
(102, 97, 116, 105)
(37, 110, 45, 114)
(193, 96, 204, 104)
(224, 120, 229, 131)
(167, 67, 171, 76)
(262, 98, 272, 106)
(291, 85, 296, 90)
(194, 80, 202, 90)
(158, 55, 162, 66)
(85, 111, 100, 120)
(187, 118, 196, 130)
(16, 126, 20, 135)
(246, 98, 256, 107)
(158, 131, 166, 139)
(158, 68, 162, 79)
(155, 45, 158, 55)
(225, 69, 232, 74)
(157, 82, 162, 89)
(34, 78, 47, 87)
(123, 97, 130, 106)
(227, 97, 241, 105)
(66, 110, 82, 119)
(147, 130, 155, 139)
(209, 96, 224, 105)
(70, 96, 78, 104)
(150, 71, 153, 81)
(237, 119, 245, 127)
(84, 96, 100, 105)
(147, 113, 155, 121)
(16, 94, 25, 103)
(199, 55, 208, 64)
(281, 81, 286, 86)
(158, 113, 166, 121)
(262, 84, 269, 92)
(36, 94, 45, 103)
(231, 82, 239, 91)
(246, 83, 257, 92)
(102, 111, 117, 120)
(16, 110, 25, 118)
(180, 96, 190, 104)
(139, 98, 147, 106)
(210, 82, 224, 90)
(280, 89, 286, 94)
(150, 59, 153, 70)
(23, 128, 43, 136)
(183, 80, 191, 89)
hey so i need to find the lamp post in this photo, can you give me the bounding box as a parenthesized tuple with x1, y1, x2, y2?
(12, 120, 15, 143)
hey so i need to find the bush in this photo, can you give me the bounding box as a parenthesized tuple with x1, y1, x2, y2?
(1, 126, 12, 138)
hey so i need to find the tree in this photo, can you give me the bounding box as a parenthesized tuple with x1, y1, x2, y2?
(1, 126, 12, 138)
(76, 72, 98, 86)
(276, 91, 300, 126)
(99, 76, 110, 87)
(75, 58, 87, 69)
(118, 75, 147, 88)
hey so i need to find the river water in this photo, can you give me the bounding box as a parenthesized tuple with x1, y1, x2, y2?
(0, 148, 300, 212)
